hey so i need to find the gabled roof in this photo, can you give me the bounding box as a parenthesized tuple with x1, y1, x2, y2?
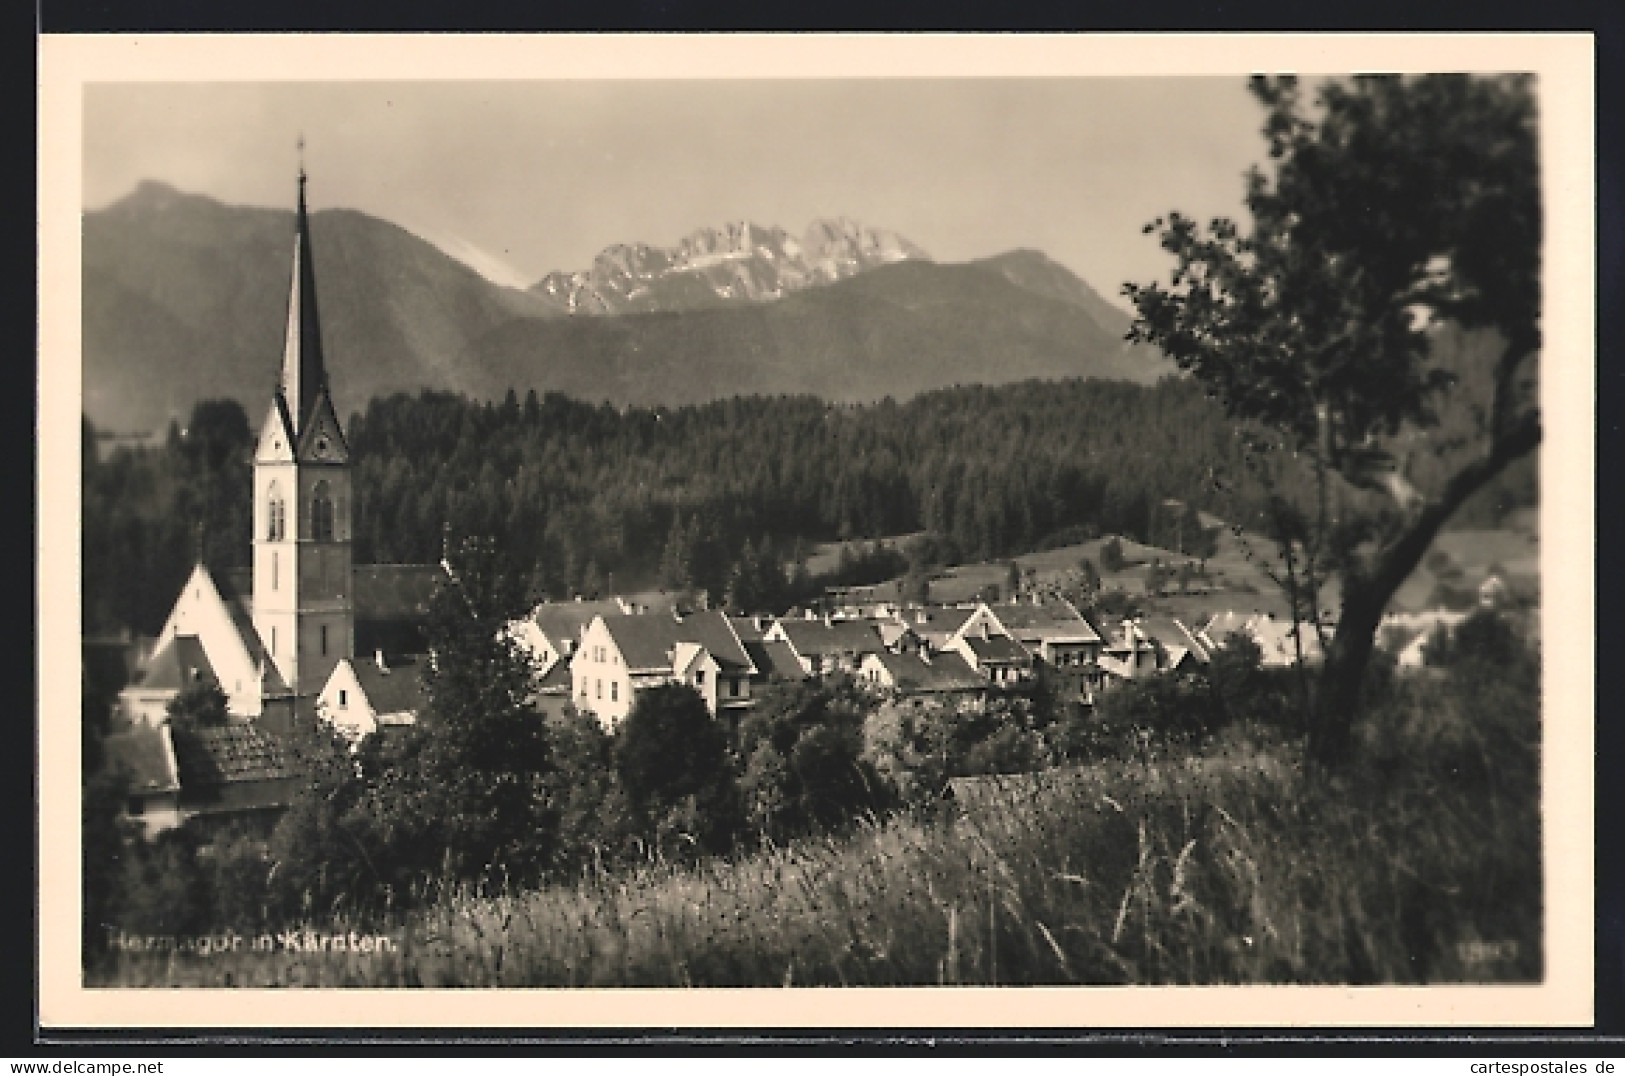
(673, 609, 755, 673)
(963, 635, 1032, 663)
(535, 658, 573, 693)
(532, 600, 623, 648)
(985, 596, 1100, 642)
(727, 615, 766, 643)
(877, 620, 919, 648)
(595, 614, 683, 672)
(170, 723, 297, 788)
(213, 568, 288, 694)
(597, 609, 756, 675)
(672, 641, 714, 679)
(135, 634, 218, 694)
(905, 606, 978, 638)
(103, 723, 180, 794)
(1137, 617, 1211, 663)
(351, 655, 429, 717)
(774, 618, 883, 658)
(866, 650, 985, 694)
(294, 387, 350, 463)
(743, 638, 803, 682)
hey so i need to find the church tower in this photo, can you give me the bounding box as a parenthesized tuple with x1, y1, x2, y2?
(252, 163, 354, 709)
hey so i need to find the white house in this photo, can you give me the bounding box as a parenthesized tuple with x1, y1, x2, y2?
(316, 651, 428, 741)
(572, 609, 756, 729)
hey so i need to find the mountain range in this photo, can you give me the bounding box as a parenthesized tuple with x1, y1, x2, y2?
(81, 181, 1171, 434)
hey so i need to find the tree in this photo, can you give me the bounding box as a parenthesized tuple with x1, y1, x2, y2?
(1100, 537, 1126, 573)
(411, 535, 557, 886)
(1125, 75, 1540, 765)
(734, 679, 887, 842)
(615, 683, 738, 856)
(165, 680, 230, 730)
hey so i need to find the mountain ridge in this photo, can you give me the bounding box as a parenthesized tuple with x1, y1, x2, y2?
(81, 182, 1171, 432)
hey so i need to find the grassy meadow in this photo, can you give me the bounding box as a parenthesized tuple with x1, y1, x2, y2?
(93, 719, 1540, 988)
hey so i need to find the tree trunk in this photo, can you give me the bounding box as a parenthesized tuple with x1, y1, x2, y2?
(1309, 409, 1541, 767)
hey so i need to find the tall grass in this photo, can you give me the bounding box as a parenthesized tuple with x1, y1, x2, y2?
(95, 726, 1539, 987)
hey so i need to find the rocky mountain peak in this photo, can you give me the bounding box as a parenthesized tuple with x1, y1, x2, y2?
(529, 217, 931, 315)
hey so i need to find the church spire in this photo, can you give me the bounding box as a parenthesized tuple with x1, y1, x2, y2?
(278, 142, 327, 437)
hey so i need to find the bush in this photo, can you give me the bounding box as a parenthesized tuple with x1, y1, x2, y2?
(616, 683, 740, 858)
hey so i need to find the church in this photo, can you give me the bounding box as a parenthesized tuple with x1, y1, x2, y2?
(117, 168, 444, 739)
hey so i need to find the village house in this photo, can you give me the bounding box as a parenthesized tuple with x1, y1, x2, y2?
(316, 651, 429, 742)
(763, 616, 885, 677)
(572, 609, 757, 729)
(963, 594, 1103, 669)
(858, 649, 987, 708)
(105, 717, 300, 838)
(900, 605, 980, 652)
(946, 631, 1033, 686)
(1199, 611, 1325, 668)
(1098, 616, 1211, 686)
(102, 722, 184, 838)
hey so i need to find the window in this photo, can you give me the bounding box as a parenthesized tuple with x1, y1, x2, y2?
(271, 626, 277, 656)
(596, 679, 602, 700)
(266, 482, 286, 541)
(728, 678, 740, 698)
(579, 680, 588, 699)
(610, 682, 618, 702)
(312, 481, 335, 541)
(271, 550, 278, 590)
(321, 625, 329, 657)
(695, 670, 706, 687)
(126, 797, 145, 817)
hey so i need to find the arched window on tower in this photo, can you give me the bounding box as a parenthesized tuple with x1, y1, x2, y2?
(312, 481, 335, 541)
(266, 482, 286, 541)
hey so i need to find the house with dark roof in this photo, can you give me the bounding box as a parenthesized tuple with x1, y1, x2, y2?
(741, 637, 807, 686)
(102, 718, 300, 836)
(510, 599, 624, 679)
(948, 632, 1034, 686)
(858, 649, 987, 707)
(101, 723, 183, 838)
(169, 723, 300, 832)
(898, 605, 980, 652)
(965, 595, 1103, 668)
(1098, 616, 1212, 686)
(317, 651, 430, 741)
(763, 616, 885, 677)
(572, 609, 757, 729)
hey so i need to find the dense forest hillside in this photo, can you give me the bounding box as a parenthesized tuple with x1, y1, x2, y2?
(84, 368, 1535, 637)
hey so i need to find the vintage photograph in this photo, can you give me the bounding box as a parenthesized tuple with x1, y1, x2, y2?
(47, 36, 1590, 1018)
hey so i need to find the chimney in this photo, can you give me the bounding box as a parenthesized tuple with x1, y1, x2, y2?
(375, 648, 388, 673)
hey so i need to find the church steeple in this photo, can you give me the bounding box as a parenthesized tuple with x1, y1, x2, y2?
(278, 148, 328, 437)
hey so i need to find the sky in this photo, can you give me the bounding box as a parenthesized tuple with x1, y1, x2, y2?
(83, 78, 1267, 307)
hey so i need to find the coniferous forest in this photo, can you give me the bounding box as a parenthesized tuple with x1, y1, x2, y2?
(82, 372, 1536, 637)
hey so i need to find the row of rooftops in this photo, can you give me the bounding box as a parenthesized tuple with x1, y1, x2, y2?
(514, 590, 1284, 691)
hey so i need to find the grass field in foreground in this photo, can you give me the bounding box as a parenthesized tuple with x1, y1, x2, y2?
(93, 732, 1540, 988)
